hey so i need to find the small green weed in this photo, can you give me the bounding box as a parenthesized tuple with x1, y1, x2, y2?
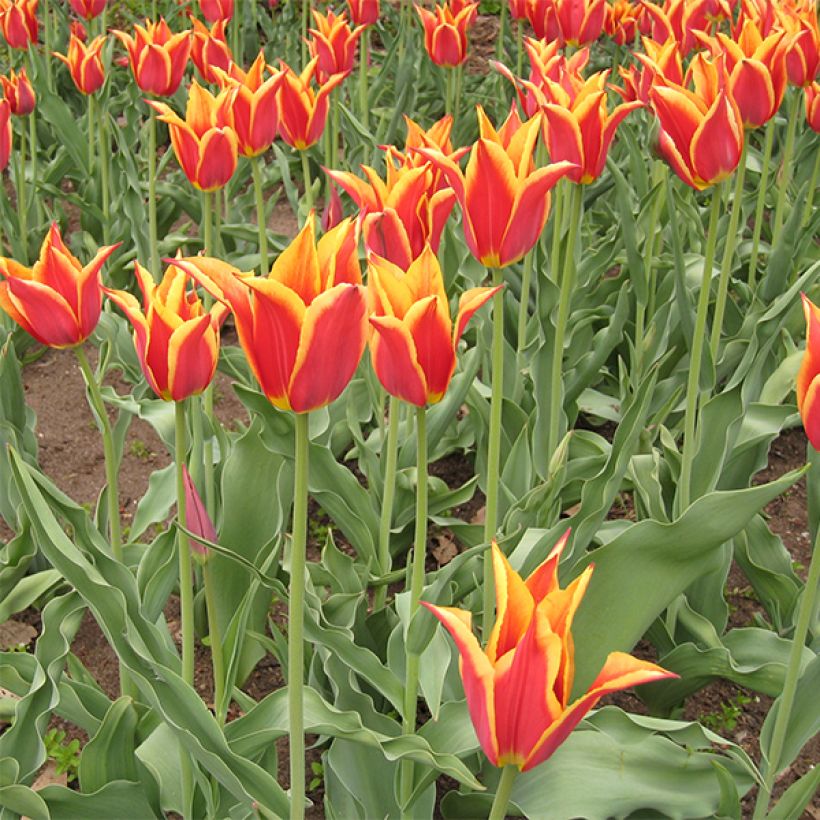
(308, 760, 324, 791)
(700, 693, 752, 734)
(43, 728, 81, 783)
(128, 438, 152, 460)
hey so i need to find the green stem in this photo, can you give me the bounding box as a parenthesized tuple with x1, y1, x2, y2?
(75, 346, 121, 561)
(300, 150, 313, 222)
(203, 559, 227, 724)
(88, 94, 96, 181)
(516, 248, 534, 361)
(358, 33, 369, 130)
(771, 90, 800, 248)
(202, 189, 214, 256)
(301, 0, 308, 64)
(252, 157, 270, 274)
(802, 138, 819, 229)
(28, 107, 39, 226)
(399, 405, 428, 818)
(549, 180, 564, 284)
(516, 18, 524, 78)
(174, 401, 195, 687)
(148, 109, 159, 277)
(331, 92, 340, 170)
(547, 183, 583, 458)
(482, 268, 505, 634)
(43, 0, 53, 91)
(289, 411, 310, 820)
(488, 765, 518, 820)
(748, 120, 774, 289)
(16, 109, 27, 261)
(752, 514, 820, 819)
(231, 0, 241, 65)
(454, 63, 462, 125)
(96, 99, 111, 246)
(444, 67, 454, 119)
(496, 0, 508, 63)
(374, 395, 400, 611)
(709, 145, 746, 364)
(677, 186, 722, 513)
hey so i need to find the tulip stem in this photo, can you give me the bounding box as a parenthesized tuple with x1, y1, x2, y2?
(88, 94, 96, 183)
(374, 394, 400, 611)
(444, 67, 455, 119)
(489, 765, 518, 820)
(42, 0, 54, 92)
(771, 90, 800, 249)
(300, 150, 313, 223)
(148, 108, 159, 277)
(516, 248, 534, 361)
(516, 19, 524, 78)
(399, 404, 428, 818)
(547, 182, 582, 459)
(252, 157, 270, 275)
(677, 185, 722, 513)
(96, 98, 111, 246)
(709, 143, 746, 365)
(16, 108, 27, 262)
(358, 33, 369, 130)
(802, 140, 819, 230)
(482, 267, 505, 634)
(549, 179, 564, 284)
(747, 120, 774, 290)
(289, 411, 310, 820)
(203, 558, 227, 724)
(751, 488, 820, 819)
(301, 0, 309, 64)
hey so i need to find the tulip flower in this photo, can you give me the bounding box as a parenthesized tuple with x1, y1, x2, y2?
(0, 68, 35, 116)
(149, 81, 238, 192)
(326, 161, 456, 268)
(183, 465, 215, 558)
(0, 223, 119, 348)
(418, 106, 574, 268)
(0, 0, 37, 49)
(616, 37, 683, 105)
(0, 99, 10, 173)
(367, 247, 498, 406)
(554, 0, 606, 46)
(68, 0, 106, 19)
(169, 218, 367, 413)
(276, 58, 346, 151)
(54, 34, 106, 95)
(347, 0, 379, 26)
(416, 1, 477, 68)
(423, 535, 676, 772)
(806, 80, 820, 130)
(113, 18, 192, 97)
(199, 0, 233, 22)
(307, 8, 365, 82)
(214, 52, 284, 157)
(797, 294, 820, 449)
(605, 0, 641, 45)
(103, 263, 229, 402)
(776, 3, 819, 88)
(525, 0, 560, 40)
(190, 18, 232, 85)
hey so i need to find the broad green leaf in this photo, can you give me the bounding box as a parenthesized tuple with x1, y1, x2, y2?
(39, 781, 158, 820)
(0, 570, 62, 622)
(766, 766, 820, 820)
(78, 697, 140, 794)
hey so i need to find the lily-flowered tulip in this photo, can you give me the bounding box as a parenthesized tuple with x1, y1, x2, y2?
(778, 4, 820, 88)
(0, 223, 119, 348)
(554, 0, 606, 46)
(0, 99, 10, 172)
(199, 0, 233, 22)
(416, 1, 477, 68)
(276, 58, 346, 151)
(347, 0, 379, 26)
(114, 18, 192, 97)
(215, 52, 284, 157)
(190, 18, 232, 85)
(0, 0, 38, 49)
(797, 293, 820, 449)
(806, 81, 820, 130)
(54, 34, 106, 95)
(307, 9, 365, 82)
(170, 219, 367, 413)
(650, 58, 744, 189)
(367, 247, 498, 406)
(605, 0, 642, 45)
(149, 81, 238, 191)
(419, 106, 575, 268)
(68, 0, 106, 19)
(616, 36, 684, 105)
(0, 68, 35, 115)
(525, 0, 560, 40)
(423, 535, 676, 771)
(103, 263, 229, 401)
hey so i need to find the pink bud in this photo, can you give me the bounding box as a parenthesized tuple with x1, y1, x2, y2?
(183, 466, 216, 557)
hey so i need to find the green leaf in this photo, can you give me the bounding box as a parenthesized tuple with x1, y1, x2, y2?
(40, 780, 158, 820)
(78, 697, 140, 794)
(0, 569, 62, 622)
(129, 465, 175, 542)
(766, 766, 820, 820)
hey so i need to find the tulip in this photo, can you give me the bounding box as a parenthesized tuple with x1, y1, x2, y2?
(68, 0, 106, 19)
(307, 8, 365, 82)
(418, 106, 574, 268)
(199, 0, 233, 22)
(0, 0, 37, 49)
(0, 99, 10, 173)
(149, 80, 238, 192)
(276, 58, 345, 152)
(416, 1, 477, 68)
(0, 223, 119, 348)
(183, 465, 216, 558)
(113, 18, 192, 97)
(525, 0, 559, 40)
(423, 535, 676, 773)
(190, 17, 232, 85)
(806, 80, 820, 130)
(797, 294, 820, 449)
(347, 0, 379, 26)
(214, 52, 284, 157)
(0, 68, 35, 116)
(616, 36, 683, 105)
(605, 0, 641, 45)
(170, 218, 367, 413)
(367, 247, 498, 406)
(54, 34, 106, 95)
(554, 0, 606, 46)
(778, 3, 819, 88)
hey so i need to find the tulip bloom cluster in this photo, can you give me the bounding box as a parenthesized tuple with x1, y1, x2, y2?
(416, 0, 477, 68)
(114, 18, 192, 97)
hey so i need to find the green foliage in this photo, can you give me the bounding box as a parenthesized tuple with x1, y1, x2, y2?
(43, 729, 81, 783)
(700, 693, 753, 734)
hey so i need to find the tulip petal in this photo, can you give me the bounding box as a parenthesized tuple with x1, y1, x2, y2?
(3, 278, 83, 347)
(369, 314, 429, 406)
(524, 528, 570, 602)
(485, 543, 536, 663)
(690, 91, 742, 186)
(167, 314, 218, 400)
(363, 210, 415, 270)
(404, 294, 454, 403)
(270, 219, 321, 304)
(195, 128, 238, 191)
(453, 285, 498, 346)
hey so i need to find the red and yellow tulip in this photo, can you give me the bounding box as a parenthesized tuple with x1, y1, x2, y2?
(423, 535, 676, 771)
(54, 34, 106, 96)
(367, 247, 498, 406)
(605, 0, 641, 46)
(190, 18, 232, 85)
(0, 99, 11, 173)
(103, 263, 229, 402)
(778, 4, 820, 88)
(114, 18, 192, 97)
(169, 219, 367, 413)
(419, 106, 575, 268)
(617, 37, 683, 105)
(347, 0, 379, 26)
(797, 294, 820, 449)
(276, 58, 346, 151)
(215, 52, 284, 157)
(554, 0, 606, 46)
(415, 0, 477, 68)
(0, 0, 38, 50)
(149, 80, 238, 192)
(307, 9, 365, 83)
(806, 80, 820, 130)
(0, 67, 35, 115)
(199, 0, 233, 23)
(0, 223, 119, 348)
(68, 0, 106, 19)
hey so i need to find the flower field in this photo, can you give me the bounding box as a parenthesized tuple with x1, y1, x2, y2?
(0, 0, 817, 818)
